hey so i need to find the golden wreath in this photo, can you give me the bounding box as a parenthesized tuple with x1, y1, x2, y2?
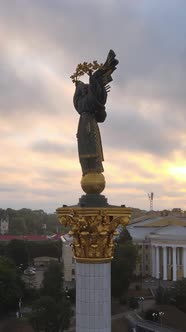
(70, 61, 103, 83)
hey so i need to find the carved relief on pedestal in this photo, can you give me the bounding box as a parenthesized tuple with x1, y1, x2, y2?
(57, 207, 131, 262)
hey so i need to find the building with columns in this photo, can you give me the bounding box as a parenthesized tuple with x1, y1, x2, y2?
(150, 226, 186, 281)
(127, 212, 186, 281)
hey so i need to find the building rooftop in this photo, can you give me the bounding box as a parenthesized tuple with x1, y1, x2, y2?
(0, 234, 63, 241)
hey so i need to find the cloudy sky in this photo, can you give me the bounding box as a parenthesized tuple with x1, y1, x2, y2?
(0, 0, 186, 212)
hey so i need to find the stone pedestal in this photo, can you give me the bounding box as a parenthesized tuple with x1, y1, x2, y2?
(76, 262, 111, 332)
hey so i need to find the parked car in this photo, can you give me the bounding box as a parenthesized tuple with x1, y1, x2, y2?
(24, 269, 36, 276)
(29, 266, 36, 272)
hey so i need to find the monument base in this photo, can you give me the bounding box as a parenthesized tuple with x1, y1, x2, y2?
(79, 193, 108, 207)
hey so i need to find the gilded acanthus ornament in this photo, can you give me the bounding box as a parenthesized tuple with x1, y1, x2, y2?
(57, 206, 131, 262)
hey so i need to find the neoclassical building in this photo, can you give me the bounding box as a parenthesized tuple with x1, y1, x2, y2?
(127, 212, 186, 281)
(150, 226, 186, 281)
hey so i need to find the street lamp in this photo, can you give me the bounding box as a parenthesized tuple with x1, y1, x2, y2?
(152, 312, 158, 322)
(18, 298, 22, 318)
(65, 287, 70, 300)
(159, 311, 165, 327)
(139, 297, 144, 312)
(158, 271, 161, 288)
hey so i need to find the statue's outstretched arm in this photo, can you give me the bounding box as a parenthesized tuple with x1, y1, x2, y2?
(91, 50, 119, 87)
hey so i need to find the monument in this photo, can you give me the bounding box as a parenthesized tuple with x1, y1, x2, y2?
(57, 50, 131, 332)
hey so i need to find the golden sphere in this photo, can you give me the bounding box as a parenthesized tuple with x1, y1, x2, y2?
(81, 172, 105, 194)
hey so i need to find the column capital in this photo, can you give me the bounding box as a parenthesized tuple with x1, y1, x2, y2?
(57, 206, 131, 263)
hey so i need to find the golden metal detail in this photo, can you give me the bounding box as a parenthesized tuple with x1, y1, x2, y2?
(70, 61, 103, 83)
(81, 172, 105, 194)
(56, 207, 131, 262)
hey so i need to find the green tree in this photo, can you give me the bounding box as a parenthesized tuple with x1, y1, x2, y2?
(41, 261, 63, 300)
(1, 208, 64, 236)
(29, 296, 72, 332)
(7, 239, 29, 268)
(155, 286, 171, 305)
(174, 278, 186, 311)
(28, 240, 62, 261)
(128, 296, 139, 309)
(111, 228, 137, 299)
(0, 256, 25, 314)
(58, 297, 73, 332)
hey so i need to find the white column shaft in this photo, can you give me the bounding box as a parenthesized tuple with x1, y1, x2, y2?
(151, 246, 156, 277)
(173, 247, 177, 281)
(168, 247, 171, 265)
(163, 247, 167, 280)
(156, 246, 160, 279)
(183, 248, 186, 278)
(76, 262, 111, 332)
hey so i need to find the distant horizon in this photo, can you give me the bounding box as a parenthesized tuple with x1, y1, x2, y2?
(1, 205, 185, 215)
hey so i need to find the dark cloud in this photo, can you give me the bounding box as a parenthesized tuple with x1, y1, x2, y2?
(31, 140, 76, 155)
(0, 186, 18, 193)
(165, 192, 186, 198)
(102, 108, 182, 157)
(37, 168, 71, 179)
(0, 183, 26, 193)
(34, 169, 81, 187)
(0, 52, 52, 114)
(0, 0, 185, 117)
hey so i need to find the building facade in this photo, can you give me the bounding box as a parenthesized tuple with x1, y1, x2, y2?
(127, 212, 186, 281)
(0, 216, 9, 235)
(61, 234, 75, 284)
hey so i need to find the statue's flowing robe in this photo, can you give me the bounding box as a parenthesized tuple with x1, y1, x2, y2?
(73, 50, 118, 176)
(73, 78, 107, 175)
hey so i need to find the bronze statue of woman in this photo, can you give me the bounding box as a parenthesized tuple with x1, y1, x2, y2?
(71, 50, 118, 195)
(73, 50, 119, 178)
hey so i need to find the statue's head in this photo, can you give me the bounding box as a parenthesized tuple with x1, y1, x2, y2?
(76, 81, 88, 96)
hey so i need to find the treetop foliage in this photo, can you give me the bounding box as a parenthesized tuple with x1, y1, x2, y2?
(0, 256, 25, 314)
(0, 208, 65, 235)
(111, 228, 137, 299)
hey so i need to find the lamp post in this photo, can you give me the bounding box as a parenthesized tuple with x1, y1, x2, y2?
(65, 287, 70, 300)
(18, 298, 22, 318)
(159, 311, 165, 327)
(139, 297, 144, 312)
(158, 271, 161, 288)
(152, 312, 158, 322)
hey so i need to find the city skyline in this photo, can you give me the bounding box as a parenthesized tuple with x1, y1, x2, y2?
(0, 0, 186, 212)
